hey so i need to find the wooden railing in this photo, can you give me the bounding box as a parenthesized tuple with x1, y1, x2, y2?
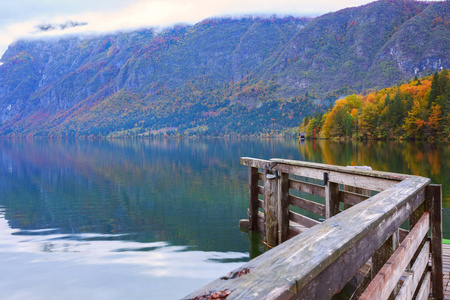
(184, 158, 443, 300)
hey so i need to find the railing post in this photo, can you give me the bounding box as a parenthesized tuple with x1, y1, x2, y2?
(427, 184, 443, 300)
(325, 173, 340, 219)
(264, 173, 278, 247)
(248, 167, 259, 231)
(278, 172, 290, 244)
(371, 234, 397, 277)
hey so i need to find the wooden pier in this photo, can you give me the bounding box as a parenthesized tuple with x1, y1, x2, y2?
(185, 158, 444, 300)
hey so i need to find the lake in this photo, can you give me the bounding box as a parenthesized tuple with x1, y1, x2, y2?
(0, 138, 449, 299)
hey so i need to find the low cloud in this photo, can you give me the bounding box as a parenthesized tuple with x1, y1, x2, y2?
(1, 0, 437, 58)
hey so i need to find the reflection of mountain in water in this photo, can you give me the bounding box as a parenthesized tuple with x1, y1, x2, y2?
(0, 139, 262, 252)
(1, 138, 450, 250)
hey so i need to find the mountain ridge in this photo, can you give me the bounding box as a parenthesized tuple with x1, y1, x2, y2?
(0, 0, 449, 137)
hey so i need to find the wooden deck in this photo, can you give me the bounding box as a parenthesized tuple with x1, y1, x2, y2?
(443, 244, 450, 299)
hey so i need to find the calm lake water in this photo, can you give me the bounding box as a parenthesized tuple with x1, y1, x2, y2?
(0, 138, 449, 299)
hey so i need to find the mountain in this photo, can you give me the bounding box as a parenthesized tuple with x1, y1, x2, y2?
(0, 0, 449, 137)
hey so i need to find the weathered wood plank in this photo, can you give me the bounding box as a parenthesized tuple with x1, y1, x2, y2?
(270, 158, 410, 181)
(409, 203, 426, 267)
(241, 157, 274, 170)
(371, 234, 396, 279)
(395, 241, 430, 300)
(359, 212, 430, 300)
(275, 163, 396, 191)
(289, 195, 326, 216)
(289, 179, 325, 197)
(416, 272, 431, 300)
(349, 263, 373, 300)
(289, 211, 321, 228)
(257, 199, 264, 209)
(427, 184, 444, 300)
(257, 185, 264, 195)
(264, 174, 278, 247)
(245, 210, 266, 234)
(183, 176, 430, 300)
(270, 158, 407, 191)
(258, 172, 264, 181)
(340, 190, 371, 206)
(248, 167, 259, 231)
(278, 172, 290, 244)
(343, 184, 371, 196)
(325, 180, 340, 219)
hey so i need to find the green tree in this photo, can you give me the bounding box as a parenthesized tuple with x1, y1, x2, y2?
(428, 71, 440, 109)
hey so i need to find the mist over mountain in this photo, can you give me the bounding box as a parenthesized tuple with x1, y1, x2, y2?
(0, 0, 449, 137)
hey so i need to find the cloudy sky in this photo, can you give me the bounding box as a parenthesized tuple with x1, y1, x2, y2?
(0, 0, 438, 58)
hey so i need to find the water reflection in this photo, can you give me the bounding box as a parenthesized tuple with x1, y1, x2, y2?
(0, 208, 247, 299)
(296, 140, 450, 206)
(0, 138, 449, 299)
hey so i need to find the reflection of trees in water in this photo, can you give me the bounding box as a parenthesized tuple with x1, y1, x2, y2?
(1, 138, 449, 249)
(297, 139, 450, 206)
(0, 139, 253, 252)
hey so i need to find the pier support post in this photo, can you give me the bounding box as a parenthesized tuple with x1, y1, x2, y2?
(278, 172, 290, 244)
(248, 167, 259, 231)
(427, 184, 443, 300)
(264, 173, 278, 247)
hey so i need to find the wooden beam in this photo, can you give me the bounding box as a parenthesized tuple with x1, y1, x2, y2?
(278, 172, 290, 244)
(249, 167, 259, 231)
(409, 202, 426, 266)
(241, 157, 274, 170)
(264, 174, 278, 247)
(270, 158, 407, 191)
(343, 184, 371, 196)
(289, 195, 325, 216)
(258, 172, 264, 181)
(415, 272, 431, 300)
(371, 234, 396, 279)
(289, 179, 325, 197)
(340, 190, 371, 206)
(257, 185, 264, 195)
(360, 213, 430, 300)
(427, 184, 444, 300)
(325, 178, 340, 219)
(269, 158, 410, 181)
(395, 241, 430, 300)
(257, 199, 264, 209)
(183, 176, 430, 300)
(289, 211, 321, 228)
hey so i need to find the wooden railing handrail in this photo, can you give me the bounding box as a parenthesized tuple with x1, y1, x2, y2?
(184, 176, 431, 299)
(185, 158, 443, 300)
(241, 157, 409, 191)
(241, 157, 410, 181)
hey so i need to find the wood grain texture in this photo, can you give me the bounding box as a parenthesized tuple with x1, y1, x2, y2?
(340, 190, 371, 206)
(416, 272, 431, 300)
(278, 172, 290, 244)
(325, 180, 340, 219)
(270, 158, 407, 191)
(184, 176, 430, 300)
(248, 167, 259, 231)
(289, 179, 325, 197)
(264, 174, 278, 247)
(395, 242, 430, 300)
(428, 184, 444, 300)
(289, 211, 321, 228)
(289, 194, 325, 216)
(360, 213, 430, 300)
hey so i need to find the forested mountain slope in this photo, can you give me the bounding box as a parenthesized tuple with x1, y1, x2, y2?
(0, 0, 448, 137)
